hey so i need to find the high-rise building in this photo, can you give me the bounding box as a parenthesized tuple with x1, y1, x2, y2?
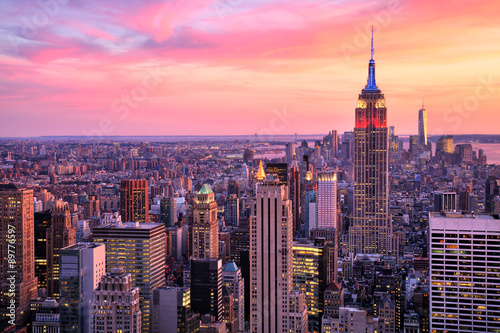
(191, 258, 223, 321)
(93, 221, 166, 333)
(304, 189, 317, 237)
(0, 184, 38, 326)
(349, 30, 392, 255)
(288, 291, 309, 333)
(389, 126, 399, 156)
(429, 212, 500, 332)
(226, 194, 240, 227)
(418, 103, 427, 147)
(317, 171, 337, 229)
(151, 286, 199, 333)
(436, 135, 453, 154)
(290, 166, 301, 232)
(485, 176, 500, 213)
(90, 267, 141, 333)
(286, 143, 294, 165)
(433, 192, 458, 212)
(192, 184, 219, 260)
(47, 200, 76, 299)
(265, 163, 288, 184)
(59, 243, 106, 333)
(160, 197, 177, 227)
(34, 210, 51, 290)
(222, 261, 245, 333)
(120, 179, 149, 223)
(322, 307, 376, 333)
(250, 182, 293, 332)
(292, 239, 334, 332)
(323, 282, 344, 319)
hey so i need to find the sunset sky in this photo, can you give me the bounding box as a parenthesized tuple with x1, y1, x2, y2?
(1, 0, 499, 137)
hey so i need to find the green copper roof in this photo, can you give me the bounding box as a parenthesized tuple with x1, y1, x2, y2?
(198, 184, 213, 195)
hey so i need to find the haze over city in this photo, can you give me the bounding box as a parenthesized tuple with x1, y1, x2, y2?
(1, 0, 499, 137)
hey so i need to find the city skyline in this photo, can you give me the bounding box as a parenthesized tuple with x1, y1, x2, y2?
(1, 0, 499, 137)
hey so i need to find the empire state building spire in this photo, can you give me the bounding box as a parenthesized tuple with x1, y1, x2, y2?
(364, 26, 379, 92)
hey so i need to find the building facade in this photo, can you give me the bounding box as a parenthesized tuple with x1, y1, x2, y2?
(120, 179, 149, 223)
(349, 32, 392, 255)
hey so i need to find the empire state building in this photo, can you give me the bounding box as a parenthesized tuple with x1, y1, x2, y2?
(349, 30, 392, 255)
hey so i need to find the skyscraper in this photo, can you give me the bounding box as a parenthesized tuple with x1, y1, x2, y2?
(317, 171, 337, 229)
(151, 286, 199, 333)
(59, 242, 106, 333)
(349, 29, 392, 255)
(47, 200, 76, 299)
(91, 267, 142, 333)
(0, 184, 38, 326)
(160, 197, 177, 227)
(250, 182, 293, 332)
(429, 212, 500, 332)
(192, 184, 219, 260)
(93, 221, 166, 333)
(418, 102, 427, 147)
(222, 261, 245, 333)
(120, 179, 149, 223)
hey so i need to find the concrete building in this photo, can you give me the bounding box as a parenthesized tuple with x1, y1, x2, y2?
(90, 267, 141, 333)
(250, 181, 293, 333)
(288, 291, 308, 333)
(222, 261, 245, 332)
(120, 179, 149, 223)
(429, 212, 500, 332)
(151, 286, 199, 333)
(32, 298, 60, 333)
(59, 243, 106, 333)
(47, 200, 76, 299)
(321, 307, 375, 333)
(93, 221, 166, 333)
(0, 184, 38, 326)
(192, 184, 219, 260)
(318, 171, 337, 229)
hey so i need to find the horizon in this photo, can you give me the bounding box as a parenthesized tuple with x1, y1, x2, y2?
(1, 0, 499, 137)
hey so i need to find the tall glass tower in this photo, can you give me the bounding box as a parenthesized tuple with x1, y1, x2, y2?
(349, 29, 392, 255)
(418, 102, 427, 146)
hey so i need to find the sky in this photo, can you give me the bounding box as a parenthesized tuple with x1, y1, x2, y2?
(0, 0, 499, 138)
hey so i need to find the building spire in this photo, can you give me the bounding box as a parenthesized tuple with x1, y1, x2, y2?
(422, 95, 425, 109)
(371, 25, 374, 60)
(364, 25, 379, 91)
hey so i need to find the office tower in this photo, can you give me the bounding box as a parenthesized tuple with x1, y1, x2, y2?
(377, 296, 396, 333)
(286, 142, 294, 165)
(226, 194, 240, 227)
(91, 267, 141, 333)
(229, 219, 249, 267)
(222, 261, 245, 333)
(228, 179, 240, 198)
(34, 210, 51, 290)
(429, 212, 500, 332)
(151, 286, 199, 333)
(323, 130, 339, 156)
(290, 166, 301, 232)
(409, 135, 420, 156)
(304, 189, 318, 237)
(288, 291, 309, 333)
(120, 179, 149, 223)
(222, 287, 237, 333)
(418, 102, 427, 147)
(265, 163, 288, 184)
(0, 184, 38, 326)
(191, 258, 223, 321)
(317, 171, 337, 229)
(59, 243, 106, 333)
(349, 30, 392, 255)
(192, 184, 219, 259)
(32, 298, 60, 333)
(341, 131, 354, 160)
(47, 200, 76, 299)
(250, 182, 293, 333)
(454, 144, 473, 164)
(435, 135, 453, 154)
(293, 239, 334, 332)
(93, 222, 166, 333)
(160, 197, 177, 227)
(433, 192, 458, 212)
(243, 149, 255, 165)
(323, 282, 344, 319)
(485, 176, 500, 213)
(389, 126, 399, 156)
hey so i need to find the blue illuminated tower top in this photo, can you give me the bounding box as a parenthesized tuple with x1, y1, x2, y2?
(363, 26, 379, 92)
